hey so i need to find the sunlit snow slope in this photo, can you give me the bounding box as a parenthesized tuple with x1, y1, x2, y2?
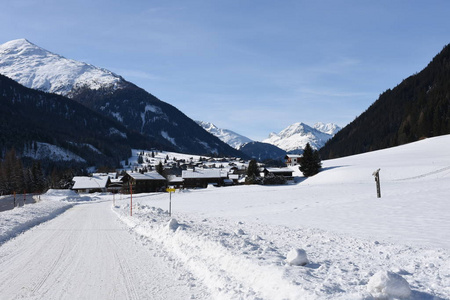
(0, 39, 124, 96)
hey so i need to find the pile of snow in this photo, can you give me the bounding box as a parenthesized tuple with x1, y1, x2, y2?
(167, 218, 179, 231)
(367, 271, 411, 299)
(286, 248, 308, 266)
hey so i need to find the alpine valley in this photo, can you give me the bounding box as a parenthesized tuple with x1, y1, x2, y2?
(0, 39, 244, 164)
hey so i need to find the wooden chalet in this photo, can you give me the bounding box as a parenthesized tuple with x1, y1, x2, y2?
(72, 176, 110, 193)
(182, 169, 228, 188)
(285, 154, 302, 166)
(263, 167, 294, 179)
(121, 171, 167, 193)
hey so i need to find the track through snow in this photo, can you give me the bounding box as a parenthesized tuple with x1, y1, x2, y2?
(0, 200, 208, 300)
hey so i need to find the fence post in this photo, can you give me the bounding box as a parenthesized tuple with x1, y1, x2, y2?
(372, 169, 381, 198)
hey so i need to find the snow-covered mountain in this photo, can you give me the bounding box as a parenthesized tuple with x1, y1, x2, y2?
(0, 39, 125, 96)
(263, 122, 340, 153)
(0, 39, 243, 157)
(313, 122, 341, 136)
(196, 121, 253, 149)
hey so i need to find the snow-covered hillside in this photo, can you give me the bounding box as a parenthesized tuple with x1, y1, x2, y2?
(263, 122, 339, 153)
(0, 39, 124, 96)
(197, 121, 253, 149)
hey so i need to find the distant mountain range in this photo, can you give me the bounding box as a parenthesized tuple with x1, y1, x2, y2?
(263, 122, 340, 153)
(320, 43, 450, 159)
(196, 121, 252, 149)
(0, 39, 243, 159)
(197, 120, 340, 160)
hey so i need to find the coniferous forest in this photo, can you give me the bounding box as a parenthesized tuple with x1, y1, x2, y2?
(320, 44, 450, 159)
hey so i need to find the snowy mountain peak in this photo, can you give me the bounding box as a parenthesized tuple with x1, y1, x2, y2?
(0, 39, 125, 97)
(263, 122, 339, 153)
(196, 121, 253, 149)
(313, 122, 341, 136)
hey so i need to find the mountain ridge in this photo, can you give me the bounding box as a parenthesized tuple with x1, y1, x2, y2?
(196, 121, 253, 149)
(263, 122, 340, 153)
(0, 39, 244, 158)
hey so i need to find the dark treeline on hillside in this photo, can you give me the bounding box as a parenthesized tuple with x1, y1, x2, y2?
(320, 44, 450, 159)
(0, 148, 77, 195)
(0, 73, 171, 189)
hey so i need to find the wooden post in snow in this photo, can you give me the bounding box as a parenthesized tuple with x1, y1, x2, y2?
(129, 182, 133, 216)
(372, 168, 381, 198)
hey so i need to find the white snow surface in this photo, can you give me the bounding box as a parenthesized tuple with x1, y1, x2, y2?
(1, 135, 450, 299)
(263, 122, 336, 152)
(197, 120, 253, 149)
(0, 39, 124, 96)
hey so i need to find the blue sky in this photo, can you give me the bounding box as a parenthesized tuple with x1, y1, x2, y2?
(1, 1, 450, 141)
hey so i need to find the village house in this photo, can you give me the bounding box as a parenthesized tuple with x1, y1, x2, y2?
(182, 168, 228, 188)
(285, 154, 302, 166)
(167, 175, 184, 189)
(263, 167, 294, 179)
(72, 175, 110, 193)
(121, 171, 167, 194)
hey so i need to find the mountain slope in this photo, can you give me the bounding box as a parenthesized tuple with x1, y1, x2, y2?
(320, 44, 450, 159)
(0, 39, 125, 96)
(238, 142, 287, 161)
(196, 121, 253, 149)
(0, 39, 244, 158)
(263, 122, 336, 153)
(0, 73, 162, 167)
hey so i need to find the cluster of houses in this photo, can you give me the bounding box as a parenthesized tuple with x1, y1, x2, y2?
(71, 153, 301, 194)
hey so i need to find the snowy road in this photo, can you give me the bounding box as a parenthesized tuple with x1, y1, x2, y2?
(0, 200, 208, 300)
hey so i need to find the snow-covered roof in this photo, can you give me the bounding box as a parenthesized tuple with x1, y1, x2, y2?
(72, 176, 109, 190)
(126, 171, 166, 181)
(265, 167, 294, 173)
(182, 169, 224, 179)
(286, 154, 302, 158)
(167, 175, 184, 183)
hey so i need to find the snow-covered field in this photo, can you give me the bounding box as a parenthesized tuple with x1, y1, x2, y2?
(1, 135, 450, 299)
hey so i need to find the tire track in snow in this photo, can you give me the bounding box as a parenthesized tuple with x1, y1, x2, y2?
(107, 232, 140, 300)
(394, 165, 450, 181)
(31, 241, 68, 295)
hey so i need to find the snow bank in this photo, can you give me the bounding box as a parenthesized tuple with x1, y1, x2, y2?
(367, 271, 411, 299)
(0, 191, 74, 244)
(113, 204, 311, 299)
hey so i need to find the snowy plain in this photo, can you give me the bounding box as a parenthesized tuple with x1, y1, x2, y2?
(1, 135, 450, 299)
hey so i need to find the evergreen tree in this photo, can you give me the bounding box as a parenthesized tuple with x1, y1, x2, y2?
(299, 143, 322, 177)
(245, 159, 261, 184)
(156, 161, 164, 176)
(246, 159, 259, 178)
